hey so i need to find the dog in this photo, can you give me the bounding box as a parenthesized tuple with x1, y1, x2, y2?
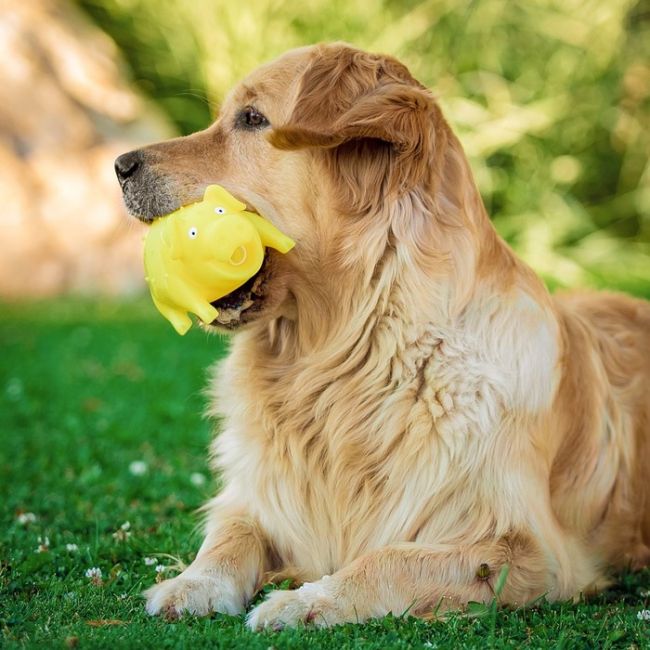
(115, 43, 650, 629)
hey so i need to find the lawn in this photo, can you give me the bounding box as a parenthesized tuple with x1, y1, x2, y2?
(1, 298, 649, 649)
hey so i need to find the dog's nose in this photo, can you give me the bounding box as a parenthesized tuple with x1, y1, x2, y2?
(114, 150, 142, 184)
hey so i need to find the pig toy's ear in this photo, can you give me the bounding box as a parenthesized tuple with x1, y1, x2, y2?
(243, 212, 295, 254)
(203, 185, 246, 212)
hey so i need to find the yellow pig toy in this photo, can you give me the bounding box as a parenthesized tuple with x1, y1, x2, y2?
(143, 185, 294, 335)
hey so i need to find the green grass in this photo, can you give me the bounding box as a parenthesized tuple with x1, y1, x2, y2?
(1, 298, 649, 649)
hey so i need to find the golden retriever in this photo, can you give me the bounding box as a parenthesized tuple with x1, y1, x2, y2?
(114, 43, 650, 629)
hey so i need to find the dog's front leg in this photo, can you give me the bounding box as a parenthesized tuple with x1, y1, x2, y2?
(247, 535, 551, 630)
(145, 515, 269, 618)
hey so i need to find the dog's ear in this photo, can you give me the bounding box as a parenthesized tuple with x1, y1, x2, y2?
(269, 46, 443, 213)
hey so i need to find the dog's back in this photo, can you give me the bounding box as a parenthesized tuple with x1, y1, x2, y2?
(550, 291, 650, 570)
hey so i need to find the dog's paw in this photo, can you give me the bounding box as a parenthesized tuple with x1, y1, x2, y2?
(144, 573, 243, 619)
(247, 579, 344, 630)
(625, 543, 650, 571)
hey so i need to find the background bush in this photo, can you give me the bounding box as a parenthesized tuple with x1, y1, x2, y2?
(78, 0, 650, 295)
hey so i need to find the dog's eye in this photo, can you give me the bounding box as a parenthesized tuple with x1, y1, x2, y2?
(236, 106, 270, 131)
(188, 227, 198, 239)
(214, 207, 226, 215)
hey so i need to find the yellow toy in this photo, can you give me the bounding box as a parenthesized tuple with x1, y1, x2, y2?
(143, 185, 294, 335)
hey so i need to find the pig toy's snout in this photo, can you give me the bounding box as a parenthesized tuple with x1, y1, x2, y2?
(209, 215, 262, 267)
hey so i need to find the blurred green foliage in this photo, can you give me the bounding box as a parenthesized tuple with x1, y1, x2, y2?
(77, 0, 650, 293)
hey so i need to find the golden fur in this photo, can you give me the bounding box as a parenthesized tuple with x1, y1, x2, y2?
(118, 43, 650, 628)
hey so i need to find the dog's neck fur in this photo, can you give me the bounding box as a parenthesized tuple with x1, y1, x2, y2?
(229, 133, 560, 450)
(257, 132, 525, 362)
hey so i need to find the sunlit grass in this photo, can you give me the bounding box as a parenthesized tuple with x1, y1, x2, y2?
(1, 299, 649, 648)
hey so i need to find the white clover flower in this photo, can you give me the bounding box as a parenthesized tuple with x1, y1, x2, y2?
(65, 543, 79, 552)
(35, 536, 50, 553)
(17, 512, 37, 525)
(85, 566, 104, 586)
(143, 557, 157, 566)
(129, 461, 147, 476)
(112, 521, 132, 542)
(190, 472, 206, 487)
(154, 564, 167, 583)
(638, 609, 650, 621)
(6, 377, 23, 400)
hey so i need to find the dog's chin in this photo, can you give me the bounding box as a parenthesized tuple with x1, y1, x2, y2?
(205, 262, 269, 331)
(202, 251, 288, 333)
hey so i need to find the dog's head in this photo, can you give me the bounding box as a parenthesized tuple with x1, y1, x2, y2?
(116, 43, 472, 333)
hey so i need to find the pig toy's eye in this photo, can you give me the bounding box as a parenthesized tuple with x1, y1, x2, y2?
(188, 227, 198, 239)
(214, 207, 226, 215)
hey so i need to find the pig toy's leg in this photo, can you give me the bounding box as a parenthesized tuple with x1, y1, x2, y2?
(168, 281, 219, 328)
(152, 295, 193, 335)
